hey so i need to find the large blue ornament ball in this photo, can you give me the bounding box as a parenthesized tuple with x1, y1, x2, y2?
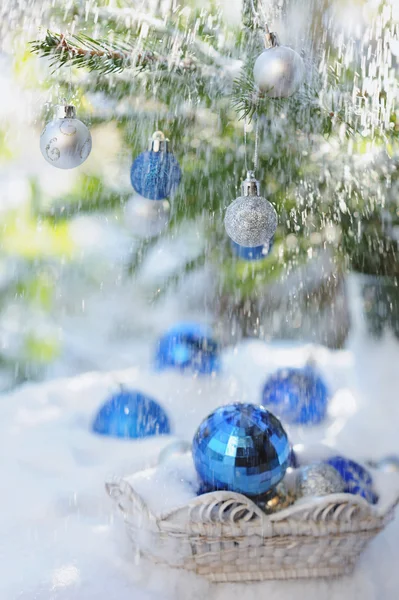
(130, 150, 182, 200)
(92, 389, 171, 439)
(192, 403, 290, 497)
(231, 237, 274, 261)
(154, 322, 220, 375)
(262, 366, 329, 425)
(326, 456, 378, 504)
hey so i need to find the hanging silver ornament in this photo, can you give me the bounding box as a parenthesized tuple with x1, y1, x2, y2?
(40, 104, 92, 169)
(253, 28, 304, 98)
(224, 171, 277, 247)
(297, 463, 345, 498)
(124, 194, 171, 239)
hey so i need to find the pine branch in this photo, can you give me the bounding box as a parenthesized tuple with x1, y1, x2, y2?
(30, 30, 198, 75)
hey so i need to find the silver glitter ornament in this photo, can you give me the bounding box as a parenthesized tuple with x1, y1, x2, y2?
(224, 171, 277, 247)
(297, 463, 345, 498)
(253, 29, 304, 98)
(40, 105, 92, 169)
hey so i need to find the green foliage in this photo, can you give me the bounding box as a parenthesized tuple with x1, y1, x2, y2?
(13, 0, 399, 355)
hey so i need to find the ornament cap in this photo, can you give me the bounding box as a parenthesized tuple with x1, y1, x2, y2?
(264, 24, 279, 49)
(55, 104, 77, 119)
(149, 130, 170, 152)
(242, 171, 260, 196)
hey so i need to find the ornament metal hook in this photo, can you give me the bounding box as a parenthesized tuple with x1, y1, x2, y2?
(264, 23, 279, 49)
(242, 171, 260, 197)
(56, 104, 76, 119)
(149, 130, 169, 152)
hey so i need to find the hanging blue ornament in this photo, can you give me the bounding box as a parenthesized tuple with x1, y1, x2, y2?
(262, 365, 329, 425)
(192, 403, 290, 497)
(326, 456, 378, 504)
(130, 131, 182, 200)
(92, 389, 171, 439)
(231, 237, 274, 261)
(154, 322, 220, 375)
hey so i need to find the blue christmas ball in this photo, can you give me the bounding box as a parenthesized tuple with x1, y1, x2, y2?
(130, 150, 181, 200)
(92, 389, 171, 439)
(154, 322, 220, 375)
(326, 456, 378, 504)
(231, 237, 274, 261)
(262, 366, 329, 425)
(192, 403, 290, 497)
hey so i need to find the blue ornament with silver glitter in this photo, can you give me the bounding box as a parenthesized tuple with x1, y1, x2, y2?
(231, 237, 274, 261)
(92, 389, 171, 439)
(155, 322, 220, 375)
(192, 403, 290, 497)
(130, 131, 181, 200)
(326, 456, 378, 504)
(262, 365, 329, 425)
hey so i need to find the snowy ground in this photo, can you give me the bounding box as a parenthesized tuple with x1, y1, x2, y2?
(2, 310, 399, 600)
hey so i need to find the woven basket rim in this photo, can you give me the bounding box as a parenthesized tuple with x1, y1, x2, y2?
(106, 474, 399, 530)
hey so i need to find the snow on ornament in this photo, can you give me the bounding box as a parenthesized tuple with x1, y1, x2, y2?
(253, 28, 304, 98)
(40, 104, 92, 169)
(92, 388, 171, 439)
(130, 131, 182, 200)
(192, 403, 290, 496)
(124, 194, 170, 239)
(262, 365, 329, 425)
(154, 321, 220, 375)
(224, 171, 277, 247)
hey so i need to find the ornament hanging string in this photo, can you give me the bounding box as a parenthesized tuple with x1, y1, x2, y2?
(249, 0, 268, 28)
(253, 117, 259, 172)
(243, 115, 260, 175)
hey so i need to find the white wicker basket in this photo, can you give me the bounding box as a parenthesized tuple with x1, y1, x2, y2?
(106, 476, 399, 582)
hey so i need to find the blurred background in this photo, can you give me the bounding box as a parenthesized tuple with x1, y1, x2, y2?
(0, 0, 397, 391)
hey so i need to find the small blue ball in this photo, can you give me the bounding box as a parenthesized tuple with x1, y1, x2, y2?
(154, 322, 220, 375)
(231, 237, 274, 261)
(192, 403, 290, 497)
(92, 389, 171, 439)
(326, 456, 378, 504)
(262, 366, 329, 425)
(130, 150, 181, 200)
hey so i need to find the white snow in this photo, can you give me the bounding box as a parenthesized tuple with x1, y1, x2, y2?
(2, 325, 399, 600)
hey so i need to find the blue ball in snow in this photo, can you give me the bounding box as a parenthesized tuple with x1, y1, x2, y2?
(193, 403, 290, 497)
(92, 389, 171, 439)
(130, 150, 181, 200)
(155, 322, 220, 375)
(262, 366, 329, 425)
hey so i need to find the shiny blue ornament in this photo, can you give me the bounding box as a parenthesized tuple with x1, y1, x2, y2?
(130, 131, 181, 200)
(262, 366, 329, 425)
(192, 403, 290, 497)
(326, 456, 378, 504)
(155, 322, 220, 375)
(231, 237, 274, 261)
(92, 389, 171, 439)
